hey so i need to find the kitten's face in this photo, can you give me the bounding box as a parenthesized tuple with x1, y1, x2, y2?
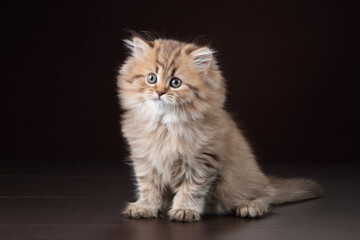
(130, 40, 202, 107)
(118, 37, 225, 119)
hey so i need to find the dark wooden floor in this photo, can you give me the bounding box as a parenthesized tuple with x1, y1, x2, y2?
(1, 163, 360, 240)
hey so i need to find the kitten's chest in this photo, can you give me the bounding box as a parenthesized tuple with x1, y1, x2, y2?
(138, 123, 199, 182)
(144, 122, 199, 161)
(122, 110, 210, 183)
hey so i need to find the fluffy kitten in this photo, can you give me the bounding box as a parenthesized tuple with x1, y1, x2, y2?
(117, 35, 322, 222)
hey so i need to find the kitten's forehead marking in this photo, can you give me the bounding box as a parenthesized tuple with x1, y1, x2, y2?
(155, 41, 183, 78)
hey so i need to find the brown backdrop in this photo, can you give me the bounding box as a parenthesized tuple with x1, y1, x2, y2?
(1, 1, 358, 173)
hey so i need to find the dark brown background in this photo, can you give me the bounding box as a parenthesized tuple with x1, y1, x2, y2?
(1, 0, 358, 174)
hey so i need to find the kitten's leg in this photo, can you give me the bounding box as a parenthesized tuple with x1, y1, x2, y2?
(123, 168, 164, 219)
(169, 160, 218, 222)
(235, 196, 271, 218)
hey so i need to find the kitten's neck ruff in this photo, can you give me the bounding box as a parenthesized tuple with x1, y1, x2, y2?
(132, 99, 206, 126)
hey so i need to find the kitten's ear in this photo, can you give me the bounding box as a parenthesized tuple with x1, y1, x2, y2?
(123, 37, 153, 58)
(188, 47, 214, 71)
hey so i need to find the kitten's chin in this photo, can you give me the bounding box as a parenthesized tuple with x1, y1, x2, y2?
(146, 99, 164, 113)
(149, 96, 164, 103)
(146, 97, 177, 112)
(149, 95, 174, 105)
(149, 98, 170, 107)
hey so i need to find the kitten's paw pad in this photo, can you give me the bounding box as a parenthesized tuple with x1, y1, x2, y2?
(168, 208, 200, 222)
(123, 203, 158, 219)
(235, 201, 268, 218)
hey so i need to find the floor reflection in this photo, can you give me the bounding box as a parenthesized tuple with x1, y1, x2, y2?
(117, 215, 258, 240)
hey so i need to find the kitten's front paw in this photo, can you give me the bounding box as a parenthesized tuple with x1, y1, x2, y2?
(235, 201, 268, 218)
(168, 208, 200, 222)
(123, 203, 158, 219)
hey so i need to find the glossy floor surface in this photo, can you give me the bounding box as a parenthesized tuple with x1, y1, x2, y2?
(1, 163, 359, 240)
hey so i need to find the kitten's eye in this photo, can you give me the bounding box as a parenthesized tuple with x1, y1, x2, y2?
(147, 74, 157, 84)
(170, 78, 182, 88)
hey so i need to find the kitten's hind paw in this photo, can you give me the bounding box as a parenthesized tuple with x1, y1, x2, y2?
(123, 203, 158, 219)
(168, 208, 200, 222)
(235, 201, 268, 218)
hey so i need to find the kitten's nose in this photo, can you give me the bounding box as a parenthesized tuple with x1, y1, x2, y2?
(156, 90, 166, 97)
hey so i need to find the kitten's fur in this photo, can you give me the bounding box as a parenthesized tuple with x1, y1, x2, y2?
(117, 34, 322, 222)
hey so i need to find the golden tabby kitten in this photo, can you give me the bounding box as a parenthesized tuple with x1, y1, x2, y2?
(117, 34, 322, 222)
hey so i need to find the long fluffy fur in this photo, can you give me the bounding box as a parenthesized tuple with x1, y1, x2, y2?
(117, 35, 322, 222)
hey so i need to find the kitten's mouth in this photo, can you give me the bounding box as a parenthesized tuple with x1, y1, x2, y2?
(150, 97, 163, 103)
(152, 95, 163, 101)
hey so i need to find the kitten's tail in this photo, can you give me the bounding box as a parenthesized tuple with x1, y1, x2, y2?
(269, 176, 322, 204)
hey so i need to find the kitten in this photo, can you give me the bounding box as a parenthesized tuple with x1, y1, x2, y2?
(117, 34, 322, 222)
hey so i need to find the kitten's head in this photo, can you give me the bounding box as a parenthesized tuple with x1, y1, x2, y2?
(118, 35, 226, 121)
